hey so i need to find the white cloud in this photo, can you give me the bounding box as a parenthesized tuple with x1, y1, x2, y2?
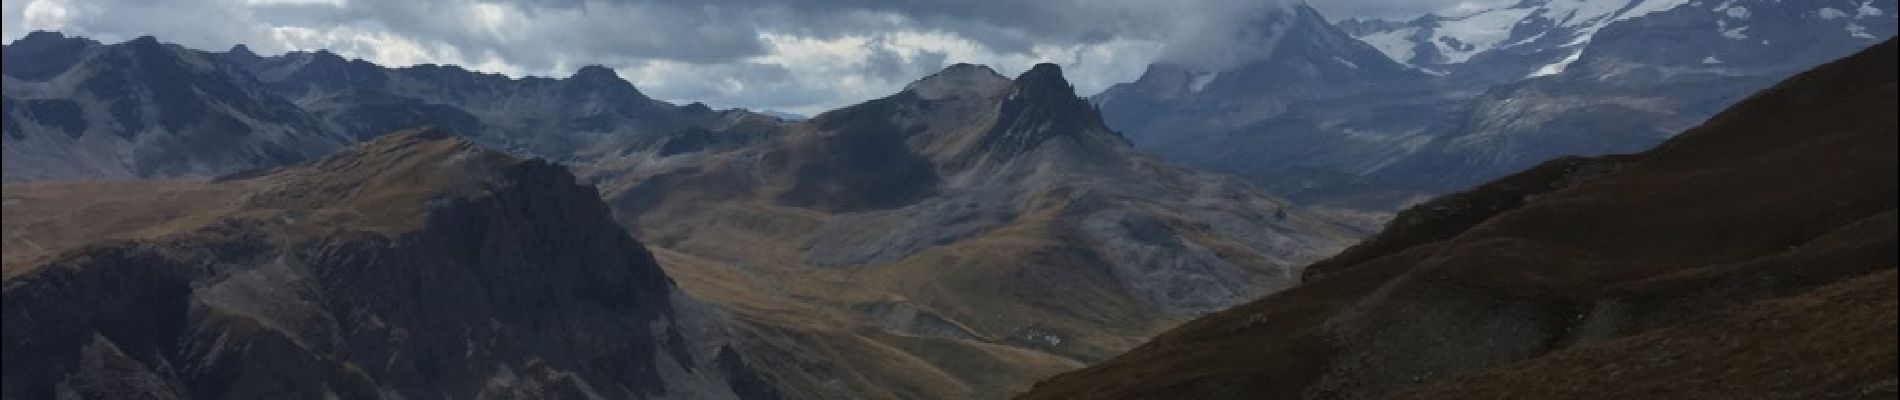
(21, 0, 76, 31)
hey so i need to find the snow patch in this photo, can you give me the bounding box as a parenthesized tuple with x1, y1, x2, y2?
(1529, 45, 1587, 77)
(1718, 19, 1751, 39)
(1359, 27, 1420, 66)
(1334, 56, 1361, 69)
(1860, 1, 1886, 17)
(1433, 7, 1537, 64)
(1188, 71, 1220, 93)
(1617, 0, 1693, 21)
(1847, 23, 1875, 39)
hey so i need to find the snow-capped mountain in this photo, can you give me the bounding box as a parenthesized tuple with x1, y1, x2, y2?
(1090, 3, 1436, 209)
(1340, 0, 1894, 83)
(1096, 0, 1895, 209)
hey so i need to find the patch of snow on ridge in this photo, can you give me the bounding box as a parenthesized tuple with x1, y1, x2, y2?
(1359, 27, 1419, 66)
(1859, 1, 1886, 17)
(1529, 44, 1586, 77)
(1348, 0, 1695, 69)
(1188, 71, 1220, 93)
(1434, 7, 1537, 64)
(1847, 23, 1874, 39)
(1719, 19, 1751, 40)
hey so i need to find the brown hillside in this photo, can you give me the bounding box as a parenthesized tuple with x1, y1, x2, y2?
(1019, 38, 1898, 400)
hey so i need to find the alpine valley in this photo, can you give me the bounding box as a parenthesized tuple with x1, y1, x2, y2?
(2, 0, 1894, 399)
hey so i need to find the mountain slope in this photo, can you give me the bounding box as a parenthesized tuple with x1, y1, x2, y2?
(1019, 38, 1897, 400)
(598, 63, 1363, 398)
(1, 33, 350, 182)
(1, 129, 768, 399)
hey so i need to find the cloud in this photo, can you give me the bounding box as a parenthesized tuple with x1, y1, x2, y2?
(1309, 0, 1523, 21)
(1, 0, 1488, 113)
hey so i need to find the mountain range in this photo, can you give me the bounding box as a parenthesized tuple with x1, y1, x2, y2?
(1022, 37, 1898, 400)
(3, 31, 1364, 398)
(1100, 0, 1896, 209)
(3, 2, 1896, 398)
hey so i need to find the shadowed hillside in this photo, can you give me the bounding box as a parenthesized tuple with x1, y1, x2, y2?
(1, 129, 770, 399)
(1020, 38, 1898, 400)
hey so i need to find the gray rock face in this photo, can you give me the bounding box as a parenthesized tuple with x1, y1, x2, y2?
(0, 132, 764, 399)
(1, 33, 351, 182)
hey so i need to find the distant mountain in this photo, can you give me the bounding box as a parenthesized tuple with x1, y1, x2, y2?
(4, 33, 1369, 398)
(1338, 0, 1697, 81)
(1020, 38, 1898, 400)
(1380, 0, 1899, 189)
(225, 51, 784, 160)
(1, 32, 783, 182)
(1, 129, 772, 399)
(1098, 0, 1896, 209)
(1, 33, 350, 182)
(1343, 0, 1897, 82)
(599, 63, 1364, 398)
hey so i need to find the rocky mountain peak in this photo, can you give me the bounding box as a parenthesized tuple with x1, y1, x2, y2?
(125, 35, 162, 48)
(11, 30, 75, 47)
(2, 31, 102, 81)
(904, 62, 1011, 101)
(950, 63, 1122, 166)
(571, 64, 624, 84)
(1009, 63, 1079, 99)
(225, 43, 260, 62)
(559, 64, 649, 101)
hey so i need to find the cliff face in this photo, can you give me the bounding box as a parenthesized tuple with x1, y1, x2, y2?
(1019, 39, 1898, 400)
(2, 129, 762, 399)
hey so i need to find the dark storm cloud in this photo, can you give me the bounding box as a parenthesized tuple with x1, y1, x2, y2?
(3, 0, 1497, 113)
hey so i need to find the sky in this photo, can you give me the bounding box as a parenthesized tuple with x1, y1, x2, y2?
(1, 0, 1513, 115)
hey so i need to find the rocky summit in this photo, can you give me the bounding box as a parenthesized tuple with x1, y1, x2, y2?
(596, 62, 1364, 398)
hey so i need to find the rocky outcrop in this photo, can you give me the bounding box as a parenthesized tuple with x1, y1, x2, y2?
(2, 129, 764, 399)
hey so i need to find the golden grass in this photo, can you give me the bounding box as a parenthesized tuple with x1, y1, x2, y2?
(2, 179, 250, 278)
